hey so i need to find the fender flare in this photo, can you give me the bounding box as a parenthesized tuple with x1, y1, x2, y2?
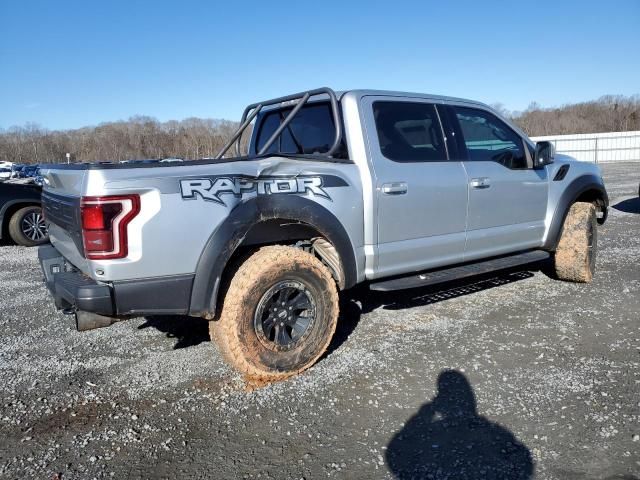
(188, 195, 358, 318)
(543, 173, 608, 250)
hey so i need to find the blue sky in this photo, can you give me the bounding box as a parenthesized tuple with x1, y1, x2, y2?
(1, 0, 639, 130)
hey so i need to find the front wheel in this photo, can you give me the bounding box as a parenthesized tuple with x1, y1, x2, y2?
(211, 246, 339, 382)
(554, 202, 597, 283)
(8, 206, 48, 247)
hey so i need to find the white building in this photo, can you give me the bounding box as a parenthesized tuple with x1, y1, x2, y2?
(531, 131, 640, 163)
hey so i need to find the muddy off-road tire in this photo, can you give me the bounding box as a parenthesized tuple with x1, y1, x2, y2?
(211, 246, 339, 381)
(8, 206, 48, 247)
(554, 202, 598, 283)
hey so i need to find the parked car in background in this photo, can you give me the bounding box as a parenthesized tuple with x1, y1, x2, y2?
(0, 168, 12, 181)
(10, 164, 26, 178)
(0, 180, 48, 246)
(11, 164, 45, 186)
(22, 165, 39, 177)
(32, 168, 44, 187)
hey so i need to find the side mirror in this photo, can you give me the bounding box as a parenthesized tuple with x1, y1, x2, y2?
(534, 141, 555, 169)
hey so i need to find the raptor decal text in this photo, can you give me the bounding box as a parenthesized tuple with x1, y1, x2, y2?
(180, 175, 332, 205)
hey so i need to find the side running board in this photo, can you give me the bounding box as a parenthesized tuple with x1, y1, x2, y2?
(369, 250, 550, 292)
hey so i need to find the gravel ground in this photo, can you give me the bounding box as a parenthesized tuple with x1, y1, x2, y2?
(0, 162, 639, 480)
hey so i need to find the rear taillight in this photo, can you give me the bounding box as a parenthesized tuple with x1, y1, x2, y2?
(80, 195, 140, 260)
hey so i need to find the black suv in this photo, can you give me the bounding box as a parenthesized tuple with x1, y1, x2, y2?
(0, 181, 48, 246)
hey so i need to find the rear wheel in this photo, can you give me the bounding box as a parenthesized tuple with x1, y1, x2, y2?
(554, 202, 597, 283)
(211, 246, 339, 382)
(8, 206, 48, 247)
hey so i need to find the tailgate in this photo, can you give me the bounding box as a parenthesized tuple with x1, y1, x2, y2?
(41, 167, 89, 272)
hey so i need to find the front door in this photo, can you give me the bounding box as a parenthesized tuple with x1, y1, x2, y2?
(362, 97, 469, 278)
(444, 105, 549, 261)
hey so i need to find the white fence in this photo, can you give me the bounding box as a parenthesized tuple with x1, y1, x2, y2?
(530, 131, 640, 163)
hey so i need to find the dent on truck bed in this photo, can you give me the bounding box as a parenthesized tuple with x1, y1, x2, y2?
(186, 165, 356, 319)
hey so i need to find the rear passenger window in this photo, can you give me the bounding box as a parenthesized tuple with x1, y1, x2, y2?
(373, 102, 446, 162)
(454, 107, 528, 169)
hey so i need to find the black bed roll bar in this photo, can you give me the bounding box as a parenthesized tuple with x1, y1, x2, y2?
(214, 87, 343, 159)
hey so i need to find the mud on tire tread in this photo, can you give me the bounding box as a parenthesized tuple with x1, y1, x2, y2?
(554, 202, 597, 283)
(210, 246, 339, 382)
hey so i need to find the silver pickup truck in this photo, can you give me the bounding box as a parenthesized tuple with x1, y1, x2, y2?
(38, 87, 608, 381)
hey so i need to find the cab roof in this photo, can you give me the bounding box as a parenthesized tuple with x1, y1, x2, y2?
(337, 89, 489, 109)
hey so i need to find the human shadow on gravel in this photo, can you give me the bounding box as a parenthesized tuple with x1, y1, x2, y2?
(612, 197, 640, 214)
(386, 370, 533, 480)
(138, 315, 210, 349)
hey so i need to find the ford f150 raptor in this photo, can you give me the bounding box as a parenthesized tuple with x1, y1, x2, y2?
(38, 87, 608, 381)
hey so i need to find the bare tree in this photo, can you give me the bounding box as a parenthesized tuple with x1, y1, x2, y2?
(511, 95, 640, 136)
(0, 116, 245, 164)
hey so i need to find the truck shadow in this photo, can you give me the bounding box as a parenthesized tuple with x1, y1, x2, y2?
(138, 315, 210, 350)
(325, 268, 536, 358)
(141, 267, 537, 352)
(611, 196, 639, 214)
(385, 369, 533, 479)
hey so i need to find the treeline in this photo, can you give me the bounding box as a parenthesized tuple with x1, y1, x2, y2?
(507, 95, 640, 137)
(0, 116, 244, 165)
(1, 95, 639, 164)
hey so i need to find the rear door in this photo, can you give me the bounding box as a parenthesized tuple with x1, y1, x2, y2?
(362, 96, 468, 278)
(442, 105, 548, 261)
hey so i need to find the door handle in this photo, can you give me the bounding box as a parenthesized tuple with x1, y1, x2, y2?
(470, 177, 491, 189)
(381, 182, 408, 195)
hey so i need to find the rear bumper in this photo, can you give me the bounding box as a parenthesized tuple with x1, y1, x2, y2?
(39, 244, 113, 314)
(38, 244, 194, 317)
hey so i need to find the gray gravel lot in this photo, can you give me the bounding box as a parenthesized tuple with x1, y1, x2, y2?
(0, 162, 639, 480)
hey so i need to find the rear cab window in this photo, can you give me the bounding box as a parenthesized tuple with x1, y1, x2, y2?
(372, 101, 446, 162)
(254, 102, 346, 157)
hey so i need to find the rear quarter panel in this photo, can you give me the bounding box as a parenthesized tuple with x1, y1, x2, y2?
(73, 158, 364, 282)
